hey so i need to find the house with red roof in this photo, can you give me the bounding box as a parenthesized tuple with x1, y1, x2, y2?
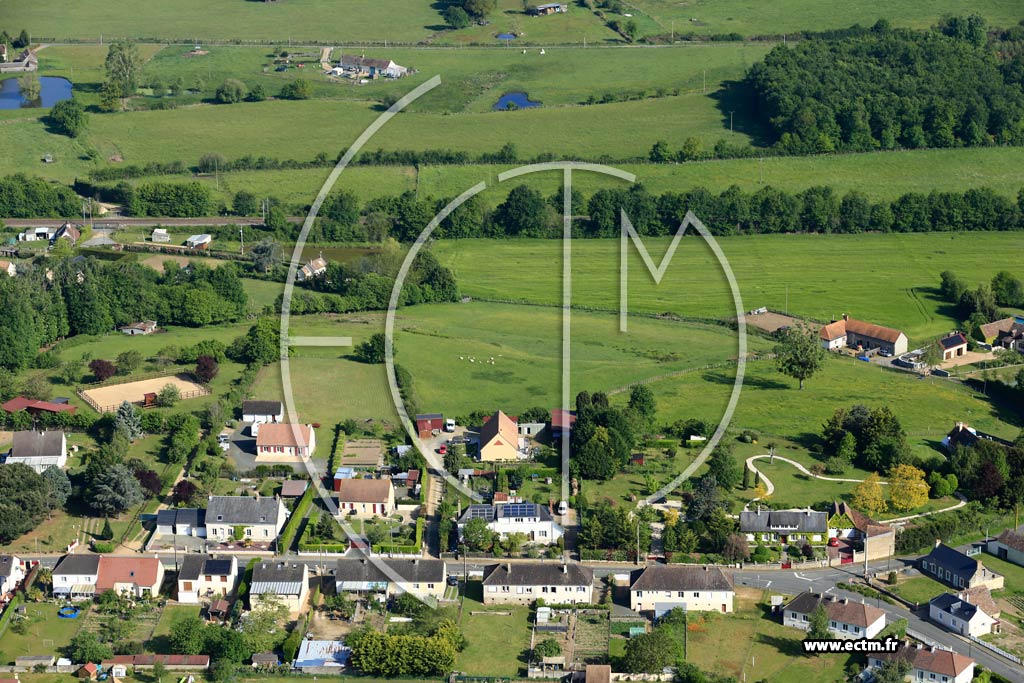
(479, 410, 521, 462)
(819, 314, 908, 356)
(96, 556, 165, 598)
(869, 642, 974, 683)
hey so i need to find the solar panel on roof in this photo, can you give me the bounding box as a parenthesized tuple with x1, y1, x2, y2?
(502, 503, 536, 518)
(467, 506, 494, 520)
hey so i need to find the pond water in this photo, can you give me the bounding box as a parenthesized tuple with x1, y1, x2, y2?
(0, 76, 73, 109)
(496, 33, 517, 40)
(493, 91, 541, 111)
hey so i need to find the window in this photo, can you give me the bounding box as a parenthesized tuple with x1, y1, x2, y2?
(427, 584, 434, 589)
(830, 621, 837, 628)
(693, 592, 699, 598)
(205, 576, 212, 582)
(636, 591, 642, 597)
(245, 528, 252, 537)
(854, 627, 860, 634)
(678, 592, 685, 598)
(577, 586, 586, 592)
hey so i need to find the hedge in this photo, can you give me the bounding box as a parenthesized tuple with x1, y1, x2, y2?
(277, 485, 315, 554)
(0, 593, 23, 637)
(374, 517, 425, 555)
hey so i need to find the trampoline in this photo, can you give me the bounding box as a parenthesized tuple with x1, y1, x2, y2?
(58, 605, 81, 619)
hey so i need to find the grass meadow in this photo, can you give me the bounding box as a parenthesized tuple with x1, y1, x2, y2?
(433, 232, 1024, 341)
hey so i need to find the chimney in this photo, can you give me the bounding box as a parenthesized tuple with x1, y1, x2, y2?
(506, 562, 511, 575)
(255, 491, 260, 502)
(562, 564, 568, 574)
(935, 539, 942, 548)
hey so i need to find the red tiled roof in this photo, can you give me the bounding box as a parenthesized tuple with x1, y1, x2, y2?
(819, 321, 847, 341)
(280, 480, 309, 497)
(256, 423, 313, 448)
(104, 655, 210, 667)
(2, 397, 76, 414)
(551, 409, 577, 429)
(875, 643, 973, 677)
(480, 410, 518, 446)
(335, 478, 392, 504)
(820, 317, 904, 344)
(95, 556, 162, 592)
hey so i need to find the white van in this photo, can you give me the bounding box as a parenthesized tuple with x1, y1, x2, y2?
(444, 419, 456, 433)
(557, 500, 568, 515)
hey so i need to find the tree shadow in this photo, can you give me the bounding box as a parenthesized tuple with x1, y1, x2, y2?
(755, 632, 807, 659)
(703, 370, 789, 391)
(709, 80, 773, 147)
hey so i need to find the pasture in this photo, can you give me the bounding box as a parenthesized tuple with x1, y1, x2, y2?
(433, 232, 1024, 341)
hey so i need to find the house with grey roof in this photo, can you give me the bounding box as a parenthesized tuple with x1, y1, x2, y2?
(629, 565, 734, 615)
(335, 557, 446, 601)
(0, 555, 26, 596)
(176, 555, 238, 603)
(481, 562, 593, 606)
(457, 502, 563, 545)
(52, 554, 101, 600)
(739, 507, 827, 545)
(156, 508, 206, 537)
(204, 494, 288, 544)
(6, 430, 67, 473)
(242, 400, 283, 425)
(250, 561, 308, 612)
(929, 591, 999, 637)
(919, 541, 1004, 591)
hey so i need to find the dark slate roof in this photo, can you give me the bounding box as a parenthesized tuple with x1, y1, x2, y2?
(629, 565, 733, 593)
(181, 554, 236, 582)
(921, 544, 978, 575)
(930, 593, 979, 622)
(482, 562, 593, 587)
(415, 413, 443, 421)
(10, 430, 64, 458)
(54, 554, 100, 577)
(739, 509, 828, 534)
(158, 508, 204, 528)
(242, 400, 282, 416)
(940, 333, 968, 350)
(335, 558, 446, 584)
(251, 561, 306, 595)
(0, 555, 18, 578)
(205, 559, 234, 576)
(458, 504, 496, 524)
(205, 496, 282, 525)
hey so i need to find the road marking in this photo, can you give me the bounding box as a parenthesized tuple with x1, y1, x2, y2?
(794, 572, 814, 582)
(764, 580, 772, 588)
(288, 336, 353, 347)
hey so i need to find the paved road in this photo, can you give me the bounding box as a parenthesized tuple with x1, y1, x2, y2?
(4, 217, 301, 228)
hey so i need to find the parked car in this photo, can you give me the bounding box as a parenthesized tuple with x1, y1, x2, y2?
(438, 444, 448, 455)
(446, 575, 459, 586)
(879, 349, 893, 357)
(828, 537, 839, 547)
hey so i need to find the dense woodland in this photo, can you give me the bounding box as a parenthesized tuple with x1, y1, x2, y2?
(747, 16, 1024, 153)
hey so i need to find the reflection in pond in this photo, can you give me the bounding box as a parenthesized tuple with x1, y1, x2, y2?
(0, 76, 73, 109)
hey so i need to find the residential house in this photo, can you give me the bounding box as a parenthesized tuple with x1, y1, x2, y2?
(929, 591, 999, 637)
(176, 554, 238, 603)
(7, 430, 67, 473)
(819, 314, 908, 356)
(918, 542, 1004, 591)
(155, 508, 206, 537)
(296, 256, 328, 282)
(0, 555, 26, 595)
(530, 3, 568, 14)
(0, 260, 16, 277)
(457, 502, 563, 544)
(96, 556, 165, 598)
(478, 410, 522, 462)
(0, 44, 7, 62)
(52, 554, 101, 600)
(827, 501, 895, 561)
(151, 228, 171, 243)
(939, 332, 968, 361)
(204, 495, 289, 542)
(518, 421, 546, 438)
(255, 423, 316, 461)
(250, 561, 309, 612)
(119, 320, 158, 336)
(868, 642, 974, 683)
(335, 557, 446, 601)
(783, 592, 886, 639)
(2, 396, 77, 417)
(990, 316, 1024, 352)
(339, 54, 409, 78)
(979, 317, 1020, 343)
(987, 528, 1024, 566)
(550, 408, 576, 440)
(942, 422, 1012, 453)
(53, 223, 81, 245)
(739, 508, 828, 545)
(629, 565, 734, 615)
(414, 413, 444, 438)
(242, 399, 284, 426)
(335, 478, 395, 518)
(186, 234, 212, 249)
(481, 562, 593, 606)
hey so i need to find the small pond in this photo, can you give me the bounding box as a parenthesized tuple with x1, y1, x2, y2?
(493, 91, 541, 111)
(496, 33, 517, 40)
(0, 76, 73, 109)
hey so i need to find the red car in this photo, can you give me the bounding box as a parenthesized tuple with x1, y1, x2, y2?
(438, 444, 447, 455)
(828, 537, 840, 547)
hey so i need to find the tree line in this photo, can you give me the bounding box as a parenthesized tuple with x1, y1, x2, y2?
(746, 16, 1024, 154)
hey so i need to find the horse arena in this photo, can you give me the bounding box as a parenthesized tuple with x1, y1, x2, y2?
(80, 374, 209, 413)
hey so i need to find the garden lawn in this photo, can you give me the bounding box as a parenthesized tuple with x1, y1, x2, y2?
(457, 583, 533, 677)
(890, 576, 952, 605)
(976, 553, 1024, 594)
(0, 602, 90, 661)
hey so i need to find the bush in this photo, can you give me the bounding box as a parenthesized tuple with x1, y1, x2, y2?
(215, 79, 247, 104)
(280, 80, 312, 100)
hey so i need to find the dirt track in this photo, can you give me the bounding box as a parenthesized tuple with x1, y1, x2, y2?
(82, 374, 207, 412)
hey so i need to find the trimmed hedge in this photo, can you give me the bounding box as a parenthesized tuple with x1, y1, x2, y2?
(0, 593, 23, 637)
(277, 485, 315, 554)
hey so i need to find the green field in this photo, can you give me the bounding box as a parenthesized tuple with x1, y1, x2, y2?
(434, 232, 1024, 341)
(457, 583, 533, 676)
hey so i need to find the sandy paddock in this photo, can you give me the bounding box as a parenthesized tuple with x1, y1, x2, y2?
(82, 374, 208, 412)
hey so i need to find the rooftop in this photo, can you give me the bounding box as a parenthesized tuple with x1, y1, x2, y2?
(335, 478, 392, 504)
(785, 592, 885, 627)
(96, 556, 162, 591)
(335, 558, 446, 585)
(629, 565, 734, 593)
(256, 423, 313, 448)
(482, 562, 593, 587)
(242, 400, 283, 416)
(9, 430, 65, 459)
(206, 495, 284, 525)
(480, 410, 518, 446)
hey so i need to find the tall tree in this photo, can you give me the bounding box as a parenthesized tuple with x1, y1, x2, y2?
(42, 466, 72, 509)
(774, 324, 826, 389)
(807, 604, 831, 640)
(852, 472, 887, 515)
(86, 464, 144, 516)
(104, 41, 141, 107)
(887, 464, 929, 511)
(115, 400, 144, 441)
(627, 384, 657, 427)
(251, 239, 281, 273)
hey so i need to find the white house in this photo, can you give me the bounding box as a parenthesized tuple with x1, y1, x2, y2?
(7, 430, 67, 473)
(96, 556, 165, 598)
(869, 642, 974, 683)
(242, 400, 284, 425)
(783, 592, 886, 639)
(119, 320, 158, 336)
(0, 555, 26, 595)
(335, 558, 446, 601)
(335, 478, 396, 519)
(457, 502, 563, 545)
(52, 554, 101, 600)
(296, 256, 328, 282)
(629, 565, 734, 615)
(481, 562, 593, 606)
(255, 423, 315, 462)
(929, 592, 999, 638)
(151, 228, 170, 243)
(204, 495, 289, 542)
(338, 54, 409, 78)
(186, 234, 212, 249)
(176, 555, 238, 603)
(987, 528, 1024, 567)
(250, 561, 308, 613)
(155, 508, 206, 537)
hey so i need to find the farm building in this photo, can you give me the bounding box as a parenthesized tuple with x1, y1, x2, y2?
(335, 478, 395, 518)
(7, 430, 67, 473)
(151, 228, 171, 243)
(2, 396, 77, 417)
(338, 54, 408, 78)
(255, 423, 316, 461)
(783, 592, 886, 639)
(939, 332, 968, 360)
(479, 410, 522, 462)
(186, 234, 212, 249)
(414, 413, 444, 438)
(629, 565, 734, 615)
(18, 226, 54, 242)
(819, 313, 907, 356)
(119, 320, 158, 335)
(987, 528, 1024, 566)
(530, 3, 568, 15)
(297, 256, 328, 282)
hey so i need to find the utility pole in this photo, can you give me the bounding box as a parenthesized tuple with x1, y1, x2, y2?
(729, 111, 735, 133)
(635, 522, 640, 565)
(671, 21, 675, 44)
(702, 69, 706, 94)
(239, 226, 244, 256)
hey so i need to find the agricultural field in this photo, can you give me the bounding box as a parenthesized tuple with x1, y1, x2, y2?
(433, 232, 1024, 340)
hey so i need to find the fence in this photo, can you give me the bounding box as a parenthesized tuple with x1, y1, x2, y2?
(968, 634, 1022, 664)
